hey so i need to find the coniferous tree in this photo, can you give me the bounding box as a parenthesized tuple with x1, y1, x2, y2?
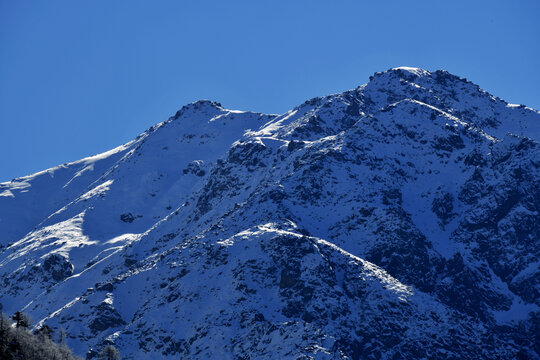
(98, 345, 120, 360)
(11, 311, 30, 328)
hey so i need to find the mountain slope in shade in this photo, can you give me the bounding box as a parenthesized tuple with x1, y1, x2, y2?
(1, 67, 539, 359)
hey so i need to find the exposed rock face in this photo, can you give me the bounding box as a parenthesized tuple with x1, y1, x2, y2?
(89, 298, 126, 334)
(183, 160, 206, 177)
(43, 254, 74, 282)
(0, 67, 539, 359)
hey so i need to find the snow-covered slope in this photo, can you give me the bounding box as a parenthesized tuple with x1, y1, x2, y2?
(1, 67, 539, 359)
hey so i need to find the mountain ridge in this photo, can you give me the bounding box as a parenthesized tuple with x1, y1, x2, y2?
(1, 67, 539, 359)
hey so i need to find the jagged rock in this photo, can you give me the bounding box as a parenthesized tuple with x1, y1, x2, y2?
(89, 299, 126, 334)
(43, 254, 74, 281)
(432, 190, 455, 227)
(120, 213, 135, 223)
(183, 160, 206, 177)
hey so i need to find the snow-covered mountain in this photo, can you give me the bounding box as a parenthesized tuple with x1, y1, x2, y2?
(1, 67, 539, 359)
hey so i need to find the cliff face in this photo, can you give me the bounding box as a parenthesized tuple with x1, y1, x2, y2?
(1, 67, 539, 359)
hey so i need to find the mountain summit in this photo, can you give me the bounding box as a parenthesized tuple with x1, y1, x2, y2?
(1, 68, 539, 359)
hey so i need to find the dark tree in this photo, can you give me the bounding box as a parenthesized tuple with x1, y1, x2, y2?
(11, 311, 30, 329)
(98, 345, 120, 360)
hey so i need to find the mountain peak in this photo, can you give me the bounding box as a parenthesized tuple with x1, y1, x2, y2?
(171, 99, 224, 120)
(367, 66, 433, 85)
(391, 66, 431, 77)
(189, 99, 223, 109)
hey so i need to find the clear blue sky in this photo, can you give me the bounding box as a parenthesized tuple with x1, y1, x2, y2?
(1, 0, 539, 182)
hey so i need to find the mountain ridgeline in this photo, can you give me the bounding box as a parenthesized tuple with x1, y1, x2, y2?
(0, 67, 539, 359)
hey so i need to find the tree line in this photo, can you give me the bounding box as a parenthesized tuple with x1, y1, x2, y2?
(0, 312, 120, 360)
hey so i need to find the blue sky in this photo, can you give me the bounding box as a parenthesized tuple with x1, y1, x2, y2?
(1, 0, 539, 181)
